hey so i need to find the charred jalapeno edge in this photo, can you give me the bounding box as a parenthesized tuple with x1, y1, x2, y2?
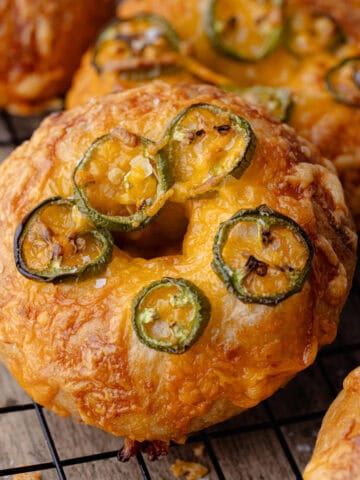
(72, 133, 172, 232)
(212, 205, 314, 305)
(132, 277, 211, 354)
(14, 197, 113, 283)
(206, 0, 283, 62)
(222, 85, 293, 122)
(285, 13, 345, 58)
(325, 56, 360, 108)
(92, 14, 181, 77)
(161, 102, 257, 189)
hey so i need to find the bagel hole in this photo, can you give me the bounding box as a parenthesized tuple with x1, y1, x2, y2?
(113, 202, 190, 259)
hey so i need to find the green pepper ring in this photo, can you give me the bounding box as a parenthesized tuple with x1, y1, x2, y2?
(160, 102, 257, 193)
(222, 85, 293, 122)
(132, 277, 211, 354)
(72, 133, 172, 232)
(212, 204, 314, 305)
(284, 13, 345, 58)
(325, 56, 360, 108)
(92, 14, 181, 78)
(206, 0, 284, 63)
(14, 197, 114, 283)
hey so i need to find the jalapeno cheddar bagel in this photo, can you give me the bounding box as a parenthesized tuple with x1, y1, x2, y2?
(114, 0, 360, 226)
(304, 367, 360, 480)
(0, 0, 115, 114)
(0, 83, 356, 453)
(65, 12, 292, 124)
(65, 13, 235, 112)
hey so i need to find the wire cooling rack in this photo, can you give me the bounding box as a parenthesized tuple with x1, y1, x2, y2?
(0, 110, 359, 480)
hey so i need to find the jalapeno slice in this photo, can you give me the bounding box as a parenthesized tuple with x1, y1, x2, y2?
(325, 57, 360, 108)
(212, 205, 313, 305)
(223, 85, 293, 121)
(73, 129, 172, 232)
(92, 14, 181, 80)
(286, 12, 344, 57)
(160, 103, 257, 201)
(14, 197, 113, 283)
(206, 0, 283, 62)
(132, 278, 211, 354)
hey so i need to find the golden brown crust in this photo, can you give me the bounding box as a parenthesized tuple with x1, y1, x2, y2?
(0, 83, 356, 442)
(304, 367, 360, 479)
(65, 51, 199, 110)
(116, 0, 360, 225)
(0, 0, 115, 114)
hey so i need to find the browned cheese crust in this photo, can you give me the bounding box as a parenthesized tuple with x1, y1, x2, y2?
(115, 0, 360, 226)
(304, 367, 360, 479)
(0, 0, 115, 114)
(66, 49, 200, 111)
(0, 83, 357, 442)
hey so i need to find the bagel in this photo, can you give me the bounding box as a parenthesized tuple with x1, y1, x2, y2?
(0, 83, 356, 450)
(0, 0, 114, 114)
(304, 367, 360, 479)
(65, 13, 231, 111)
(68, 0, 360, 225)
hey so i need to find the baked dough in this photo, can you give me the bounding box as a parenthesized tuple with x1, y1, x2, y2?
(65, 21, 229, 110)
(0, 0, 115, 114)
(109, 0, 360, 226)
(304, 367, 360, 479)
(66, 50, 204, 111)
(0, 83, 356, 444)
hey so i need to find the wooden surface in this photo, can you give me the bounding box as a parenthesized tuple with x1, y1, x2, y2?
(0, 114, 359, 480)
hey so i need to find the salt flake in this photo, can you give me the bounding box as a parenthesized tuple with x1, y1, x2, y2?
(95, 278, 107, 289)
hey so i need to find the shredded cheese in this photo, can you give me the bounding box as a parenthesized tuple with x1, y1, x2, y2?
(170, 459, 209, 480)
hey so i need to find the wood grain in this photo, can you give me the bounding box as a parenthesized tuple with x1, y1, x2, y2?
(60, 459, 145, 480)
(43, 410, 121, 460)
(282, 419, 322, 472)
(322, 351, 360, 392)
(211, 430, 296, 480)
(268, 364, 334, 419)
(206, 404, 268, 435)
(37, 459, 145, 480)
(0, 409, 52, 470)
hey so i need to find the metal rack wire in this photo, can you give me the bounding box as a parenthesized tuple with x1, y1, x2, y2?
(0, 110, 359, 479)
